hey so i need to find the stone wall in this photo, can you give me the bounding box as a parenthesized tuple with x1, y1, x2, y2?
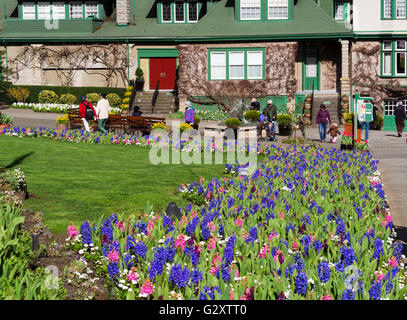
(4, 44, 130, 88)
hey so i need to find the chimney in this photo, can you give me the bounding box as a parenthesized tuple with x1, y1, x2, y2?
(116, 0, 130, 26)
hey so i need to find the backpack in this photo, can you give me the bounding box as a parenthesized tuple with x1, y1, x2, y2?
(83, 101, 94, 121)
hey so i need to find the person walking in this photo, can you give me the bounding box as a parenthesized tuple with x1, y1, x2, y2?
(185, 101, 194, 125)
(316, 104, 331, 142)
(394, 101, 406, 137)
(95, 93, 111, 133)
(250, 98, 260, 111)
(79, 95, 97, 132)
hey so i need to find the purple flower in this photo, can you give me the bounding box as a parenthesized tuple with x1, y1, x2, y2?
(317, 261, 330, 284)
(295, 272, 307, 295)
(368, 282, 381, 300)
(80, 220, 92, 245)
(341, 288, 355, 300)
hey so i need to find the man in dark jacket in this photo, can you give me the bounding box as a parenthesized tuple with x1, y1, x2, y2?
(250, 98, 260, 111)
(262, 100, 278, 138)
(394, 101, 406, 137)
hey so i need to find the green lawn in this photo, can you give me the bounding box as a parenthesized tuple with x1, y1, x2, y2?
(0, 136, 226, 233)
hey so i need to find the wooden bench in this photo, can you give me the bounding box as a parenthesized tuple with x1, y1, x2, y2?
(67, 108, 97, 131)
(124, 116, 166, 136)
(67, 108, 82, 130)
(106, 114, 125, 133)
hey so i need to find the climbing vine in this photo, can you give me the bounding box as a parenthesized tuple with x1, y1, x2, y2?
(8, 44, 130, 87)
(177, 43, 298, 112)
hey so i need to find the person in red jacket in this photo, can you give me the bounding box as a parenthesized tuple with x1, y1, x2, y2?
(79, 95, 97, 132)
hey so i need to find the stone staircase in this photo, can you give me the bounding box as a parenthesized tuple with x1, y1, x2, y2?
(309, 94, 340, 126)
(132, 91, 177, 115)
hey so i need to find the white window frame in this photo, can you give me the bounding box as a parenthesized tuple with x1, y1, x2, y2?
(240, 0, 261, 21)
(228, 51, 245, 80)
(37, 2, 51, 20)
(174, 1, 185, 23)
(268, 0, 289, 20)
(187, 1, 198, 22)
(396, 40, 407, 75)
(382, 41, 393, 76)
(52, 2, 66, 20)
(85, 2, 99, 19)
(70, 2, 83, 19)
(334, 0, 345, 20)
(396, 0, 406, 18)
(210, 51, 227, 80)
(161, 2, 172, 22)
(247, 50, 263, 79)
(22, 2, 36, 20)
(384, 0, 393, 18)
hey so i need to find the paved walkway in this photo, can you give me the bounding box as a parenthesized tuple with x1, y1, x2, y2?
(1, 109, 406, 242)
(1, 108, 62, 129)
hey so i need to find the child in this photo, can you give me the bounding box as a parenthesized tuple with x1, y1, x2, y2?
(327, 122, 341, 143)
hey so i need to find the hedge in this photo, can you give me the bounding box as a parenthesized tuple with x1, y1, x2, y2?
(6, 85, 126, 104)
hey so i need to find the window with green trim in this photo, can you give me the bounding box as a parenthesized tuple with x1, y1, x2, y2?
(237, 0, 290, 21)
(334, 0, 346, 20)
(21, 2, 100, 20)
(381, 40, 407, 77)
(267, 0, 289, 20)
(382, 0, 406, 19)
(158, 1, 199, 23)
(208, 48, 265, 80)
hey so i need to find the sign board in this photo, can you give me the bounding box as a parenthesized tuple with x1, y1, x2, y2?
(357, 101, 373, 123)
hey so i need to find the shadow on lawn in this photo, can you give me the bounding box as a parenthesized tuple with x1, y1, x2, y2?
(0, 151, 34, 172)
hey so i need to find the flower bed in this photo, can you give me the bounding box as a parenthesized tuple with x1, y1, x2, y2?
(0, 127, 263, 154)
(65, 145, 407, 300)
(11, 102, 121, 114)
(169, 110, 228, 122)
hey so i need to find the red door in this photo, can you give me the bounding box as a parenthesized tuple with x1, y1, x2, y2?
(149, 58, 177, 90)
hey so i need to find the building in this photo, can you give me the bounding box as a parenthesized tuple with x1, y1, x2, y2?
(352, 0, 407, 130)
(0, 1, 356, 118)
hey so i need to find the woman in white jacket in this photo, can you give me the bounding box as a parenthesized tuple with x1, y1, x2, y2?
(95, 93, 111, 133)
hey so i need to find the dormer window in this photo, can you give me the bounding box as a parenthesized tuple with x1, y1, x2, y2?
(268, 0, 288, 20)
(70, 3, 83, 19)
(334, 0, 345, 20)
(158, 1, 200, 23)
(240, 0, 261, 20)
(22, 2, 36, 19)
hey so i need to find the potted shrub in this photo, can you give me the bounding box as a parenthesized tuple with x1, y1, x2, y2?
(277, 114, 293, 136)
(56, 113, 69, 132)
(305, 95, 312, 102)
(135, 68, 145, 91)
(225, 117, 242, 139)
(0, 113, 13, 130)
(193, 115, 201, 130)
(340, 132, 354, 151)
(243, 110, 260, 124)
(344, 112, 354, 135)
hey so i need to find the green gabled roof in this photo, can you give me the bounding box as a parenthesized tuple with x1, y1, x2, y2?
(0, 0, 18, 20)
(0, 0, 352, 42)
